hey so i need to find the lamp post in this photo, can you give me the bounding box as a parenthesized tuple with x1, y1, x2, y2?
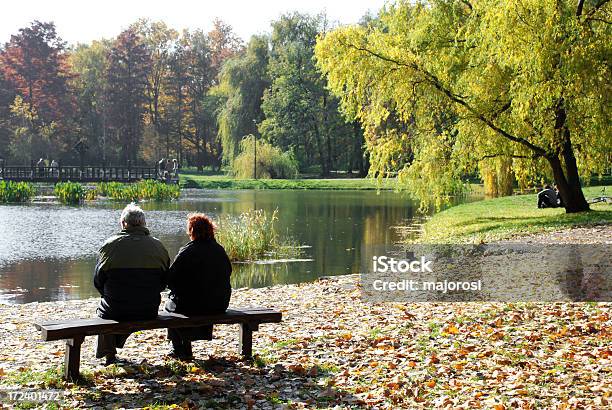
(252, 120, 258, 180)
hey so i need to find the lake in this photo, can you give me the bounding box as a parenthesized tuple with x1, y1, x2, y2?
(0, 189, 424, 304)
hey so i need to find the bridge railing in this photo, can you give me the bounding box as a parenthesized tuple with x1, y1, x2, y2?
(0, 165, 174, 183)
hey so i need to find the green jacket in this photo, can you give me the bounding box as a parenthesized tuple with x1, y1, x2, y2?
(94, 225, 170, 320)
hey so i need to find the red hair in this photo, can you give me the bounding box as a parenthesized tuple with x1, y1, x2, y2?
(187, 213, 216, 240)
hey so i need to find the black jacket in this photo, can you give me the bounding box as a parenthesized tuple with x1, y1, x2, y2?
(94, 226, 170, 320)
(165, 238, 232, 315)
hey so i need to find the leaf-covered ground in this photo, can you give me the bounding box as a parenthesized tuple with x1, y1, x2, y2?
(0, 228, 610, 409)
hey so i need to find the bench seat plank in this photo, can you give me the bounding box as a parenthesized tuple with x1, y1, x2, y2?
(34, 308, 281, 342)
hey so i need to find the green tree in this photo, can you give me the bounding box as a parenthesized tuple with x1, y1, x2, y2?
(105, 28, 151, 163)
(69, 41, 110, 163)
(217, 35, 270, 163)
(183, 30, 217, 170)
(316, 0, 611, 212)
(133, 20, 179, 161)
(261, 13, 355, 176)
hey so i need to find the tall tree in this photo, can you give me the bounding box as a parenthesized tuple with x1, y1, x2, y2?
(69, 41, 110, 163)
(316, 0, 611, 212)
(217, 35, 270, 162)
(208, 19, 244, 83)
(104, 28, 151, 163)
(0, 21, 74, 124)
(165, 33, 191, 163)
(0, 21, 75, 161)
(261, 13, 354, 175)
(0, 69, 14, 160)
(183, 30, 219, 170)
(132, 19, 179, 158)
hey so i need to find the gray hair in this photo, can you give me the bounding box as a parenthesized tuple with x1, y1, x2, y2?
(120, 203, 146, 227)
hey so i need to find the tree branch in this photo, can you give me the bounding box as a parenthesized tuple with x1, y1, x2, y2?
(584, 0, 610, 19)
(480, 153, 542, 161)
(576, 0, 586, 16)
(340, 40, 551, 158)
(459, 0, 473, 11)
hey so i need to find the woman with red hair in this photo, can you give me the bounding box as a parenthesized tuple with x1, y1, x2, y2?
(164, 213, 232, 360)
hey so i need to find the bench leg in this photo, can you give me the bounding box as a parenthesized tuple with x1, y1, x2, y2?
(239, 323, 259, 358)
(64, 336, 84, 380)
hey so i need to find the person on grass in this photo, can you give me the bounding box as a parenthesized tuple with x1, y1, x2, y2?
(164, 213, 232, 360)
(94, 203, 170, 365)
(537, 184, 560, 208)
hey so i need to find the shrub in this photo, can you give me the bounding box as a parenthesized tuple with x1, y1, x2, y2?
(232, 135, 298, 179)
(54, 182, 84, 204)
(0, 180, 35, 203)
(97, 180, 180, 201)
(84, 187, 99, 201)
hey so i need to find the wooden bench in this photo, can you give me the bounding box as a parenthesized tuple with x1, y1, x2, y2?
(33, 308, 281, 380)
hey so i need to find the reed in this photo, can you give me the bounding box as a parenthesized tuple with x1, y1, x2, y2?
(96, 180, 180, 201)
(54, 181, 84, 204)
(0, 181, 36, 203)
(216, 209, 301, 261)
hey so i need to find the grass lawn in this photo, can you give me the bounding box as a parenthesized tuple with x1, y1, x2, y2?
(420, 185, 611, 243)
(179, 173, 397, 190)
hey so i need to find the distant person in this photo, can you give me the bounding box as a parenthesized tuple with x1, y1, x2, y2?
(94, 203, 170, 365)
(158, 158, 167, 180)
(36, 158, 45, 177)
(171, 159, 179, 177)
(537, 184, 559, 208)
(164, 213, 232, 360)
(50, 160, 59, 177)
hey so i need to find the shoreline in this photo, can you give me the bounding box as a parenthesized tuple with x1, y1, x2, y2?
(179, 174, 399, 191)
(1, 225, 610, 408)
(417, 185, 612, 243)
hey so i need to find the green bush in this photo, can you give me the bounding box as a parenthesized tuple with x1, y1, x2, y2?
(54, 182, 84, 204)
(232, 135, 298, 179)
(0, 180, 35, 203)
(97, 180, 180, 201)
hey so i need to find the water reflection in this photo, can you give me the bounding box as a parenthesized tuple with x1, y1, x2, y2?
(1, 189, 417, 304)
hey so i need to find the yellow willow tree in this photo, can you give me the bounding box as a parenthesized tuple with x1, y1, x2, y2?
(316, 0, 611, 212)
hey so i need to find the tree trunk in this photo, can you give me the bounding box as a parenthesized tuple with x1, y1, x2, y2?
(322, 95, 333, 174)
(548, 156, 589, 213)
(313, 123, 329, 176)
(549, 99, 590, 213)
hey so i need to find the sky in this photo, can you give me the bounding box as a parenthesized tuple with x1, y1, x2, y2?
(0, 0, 388, 45)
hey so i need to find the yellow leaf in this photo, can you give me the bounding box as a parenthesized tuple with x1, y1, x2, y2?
(341, 333, 353, 341)
(444, 324, 459, 335)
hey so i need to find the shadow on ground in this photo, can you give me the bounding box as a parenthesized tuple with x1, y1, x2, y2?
(76, 355, 361, 408)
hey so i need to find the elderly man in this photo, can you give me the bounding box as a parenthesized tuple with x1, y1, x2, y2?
(94, 203, 170, 364)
